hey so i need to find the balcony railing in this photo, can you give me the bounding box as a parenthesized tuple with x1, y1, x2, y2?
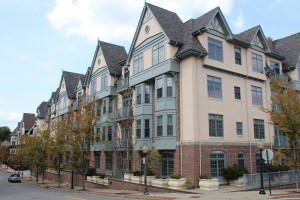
(117, 78, 129, 92)
(274, 134, 289, 149)
(115, 107, 133, 121)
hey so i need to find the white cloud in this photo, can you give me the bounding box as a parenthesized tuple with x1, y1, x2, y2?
(46, 0, 234, 43)
(0, 111, 22, 121)
(233, 8, 245, 30)
(269, 0, 282, 9)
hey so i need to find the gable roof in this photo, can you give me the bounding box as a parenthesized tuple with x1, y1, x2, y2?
(146, 3, 183, 44)
(36, 101, 48, 119)
(175, 19, 207, 59)
(273, 32, 300, 71)
(60, 71, 84, 99)
(22, 113, 35, 131)
(99, 41, 127, 76)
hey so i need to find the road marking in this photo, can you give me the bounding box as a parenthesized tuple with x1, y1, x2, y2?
(64, 196, 88, 200)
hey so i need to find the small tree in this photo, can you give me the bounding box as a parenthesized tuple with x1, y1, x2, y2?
(66, 101, 96, 190)
(0, 126, 11, 141)
(261, 77, 300, 190)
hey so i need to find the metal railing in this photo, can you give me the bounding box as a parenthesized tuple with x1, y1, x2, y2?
(117, 78, 129, 91)
(244, 170, 297, 190)
(115, 107, 133, 120)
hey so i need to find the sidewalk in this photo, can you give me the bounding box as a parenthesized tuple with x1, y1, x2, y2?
(1, 164, 300, 199)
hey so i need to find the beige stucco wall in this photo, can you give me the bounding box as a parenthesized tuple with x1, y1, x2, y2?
(180, 33, 282, 144)
(92, 50, 107, 74)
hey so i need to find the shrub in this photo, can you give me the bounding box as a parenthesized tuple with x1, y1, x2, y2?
(97, 173, 106, 178)
(266, 164, 291, 172)
(223, 164, 248, 181)
(185, 178, 193, 189)
(170, 173, 181, 179)
(200, 175, 213, 179)
(85, 167, 96, 176)
(133, 170, 142, 176)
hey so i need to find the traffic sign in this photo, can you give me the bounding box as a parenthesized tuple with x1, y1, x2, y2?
(262, 149, 273, 161)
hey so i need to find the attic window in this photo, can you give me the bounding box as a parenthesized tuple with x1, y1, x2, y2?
(145, 25, 150, 34)
(98, 58, 101, 65)
(62, 83, 64, 88)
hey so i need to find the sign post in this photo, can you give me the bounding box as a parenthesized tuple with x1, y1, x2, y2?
(262, 149, 274, 195)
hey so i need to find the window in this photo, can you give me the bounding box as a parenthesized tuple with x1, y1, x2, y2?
(157, 79, 163, 98)
(145, 85, 150, 103)
(94, 152, 100, 169)
(236, 122, 243, 135)
(167, 77, 173, 97)
(133, 53, 143, 74)
(252, 53, 263, 73)
(209, 114, 223, 137)
(153, 41, 164, 65)
(167, 115, 173, 136)
(207, 76, 222, 99)
(208, 37, 223, 62)
(136, 119, 141, 138)
(210, 152, 225, 177)
(256, 152, 267, 173)
(136, 86, 141, 104)
(102, 99, 107, 114)
(63, 95, 67, 108)
(234, 47, 242, 65)
(254, 119, 265, 139)
(161, 154, 174, 178)
(251, 86, 263, 106)
(234, 86, 241, 100)
(102, 127, 106, 141)
(105, 154, 112, 175)
(145, 119, 150, 138)
(157, 115, 163, 136)
(270, 60, 280, 79)
(91, 79, 96, 94)
(108, 99, 113, 113)
(238, 153, 245, 167)
(101, 74, 108, 90)
(108, 126, 112, 141)
(96, 128, 101, 142)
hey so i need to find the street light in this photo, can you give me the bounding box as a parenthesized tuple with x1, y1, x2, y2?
(142, 145, 149, 195)
(257, 142, 266, 195)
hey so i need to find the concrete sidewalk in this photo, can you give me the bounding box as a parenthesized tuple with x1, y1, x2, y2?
(1, 164, 300, 199)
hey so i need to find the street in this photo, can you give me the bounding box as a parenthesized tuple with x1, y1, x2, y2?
(0, 171, 133, 200)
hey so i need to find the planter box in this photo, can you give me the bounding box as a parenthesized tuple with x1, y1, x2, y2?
(131, 176, 142, 184)
(96, 177, 104, 184)
(124, 173, 132, 182)
(142, 175, 156, 185)
(229, 176, 244, 187)
(199, 179, 219, 190)
(168, 178, 187, 189)
(151, 179, 169, 187)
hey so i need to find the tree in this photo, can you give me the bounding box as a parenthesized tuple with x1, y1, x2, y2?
(0, 126, 11, 141)
(66, 101, 96, 190)
(261, 77, 300, 190)
(48, 117, 69, 188)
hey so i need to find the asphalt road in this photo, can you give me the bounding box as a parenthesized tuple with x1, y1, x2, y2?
(0, 171, 133, 200)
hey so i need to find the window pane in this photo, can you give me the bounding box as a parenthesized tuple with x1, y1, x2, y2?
(161, 154, 174, 177)
(210, 153, 225, 177)
(145, 85, 150, 103)
(236, 122, 243, 135)
(136, 119, 141, 138)
(238, 153, 245, 167)
(133, 53, 143, 74)
(251, 86, 263, 106)
(108, 126, 112, 141)
(254, 119, 265, 139)
(234, 86, 241, 100)
(252, 53, 263, 73)
(209, 114, 223, 137)
(153, 41, 164, 65)
(157, 115, 163, 136)
(207, 76, 222, 99)
(234, 47, 242, 65)
(136, 86, 141, 104)
(208, 37, 223, 62)
(167, 77, 173, 97)
(157, 79, 163, 98)
(145, 119, 150, 138)
(167, 115, 173, 136)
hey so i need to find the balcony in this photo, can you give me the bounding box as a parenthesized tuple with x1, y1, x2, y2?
(274, 134, 289, 149)
(129, 59, 180, 87)
(57, 106, 71, 116)
(115, 107, 133, 121)
(117, 78, 129, 92)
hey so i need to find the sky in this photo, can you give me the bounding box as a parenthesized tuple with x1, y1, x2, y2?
(0, 0, 299, 131)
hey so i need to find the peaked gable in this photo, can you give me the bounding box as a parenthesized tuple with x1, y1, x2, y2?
(235, 25, 270, 51)
(126, 3, 183, 65)
(192, 7, 233, 39)
(58, 71, 84, 99)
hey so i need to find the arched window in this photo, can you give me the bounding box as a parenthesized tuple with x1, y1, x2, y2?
(210, 152, 226, 177)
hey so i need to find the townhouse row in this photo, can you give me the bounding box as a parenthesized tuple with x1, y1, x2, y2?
(11, 3, 300, 186)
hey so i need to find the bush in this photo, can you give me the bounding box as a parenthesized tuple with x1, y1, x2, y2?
(133, 170, 142, 176)
(85, 167, 96, 176)
(266, 164, 291, 172)
(200, 175, 213, 179)
(223, 164, 248, 181)
(97, 173, 106, 178)
(185, 178, 193, 189)
(170, 173, 181, 179)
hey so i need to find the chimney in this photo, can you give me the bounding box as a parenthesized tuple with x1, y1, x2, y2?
(267, 37, 273, 50)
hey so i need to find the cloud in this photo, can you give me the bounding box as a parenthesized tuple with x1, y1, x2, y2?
(46, 0, 234, 43)
(269, 0, 282, 9)
(233, 8, 245, 30)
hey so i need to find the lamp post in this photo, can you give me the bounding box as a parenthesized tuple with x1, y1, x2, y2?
(257, 142, 266, 195)
(142, 146, 149, 195)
